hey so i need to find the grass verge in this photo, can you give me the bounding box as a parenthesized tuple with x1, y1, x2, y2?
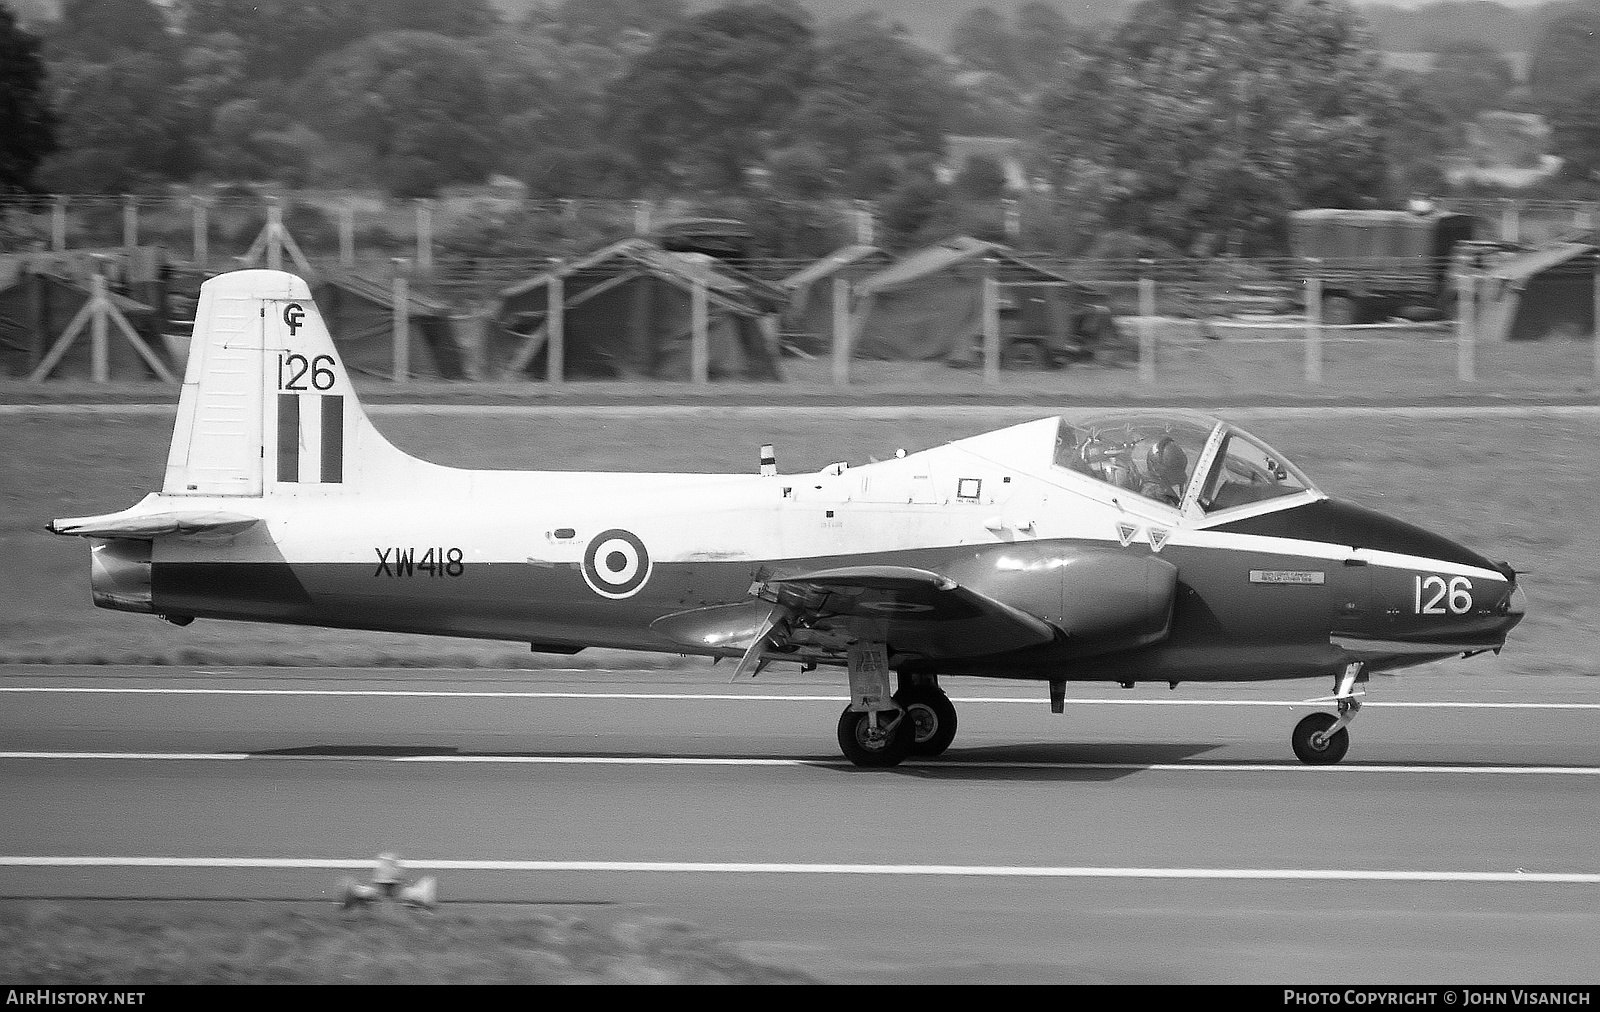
(0, 904, 816, 984)
(4, 409, 1596, 676)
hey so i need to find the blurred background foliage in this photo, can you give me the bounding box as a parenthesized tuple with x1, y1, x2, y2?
(1, 0, 1598, 259)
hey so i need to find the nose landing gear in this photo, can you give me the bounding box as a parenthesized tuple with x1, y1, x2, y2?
(1292, 711, 1350, 764)
(1293, 662, 1366, 765)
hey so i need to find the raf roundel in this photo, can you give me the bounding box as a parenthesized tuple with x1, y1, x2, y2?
(582, 529, 652, 599)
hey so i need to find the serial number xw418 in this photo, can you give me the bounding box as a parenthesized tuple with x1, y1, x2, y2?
(373, 547, 464, 578)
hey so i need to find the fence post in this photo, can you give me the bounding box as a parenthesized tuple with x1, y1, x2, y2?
(1304, 262, 1323, 385)
(982, 257, 1001, 386)
(831, 275, 850, 387)
(339, 201, 355, 268)
(90, 272, 109, 383)
(1138, 260, 1156, 385)
(51, 196, 66, 251)
(1499, 198, 1519, 244)
(122, 195, 138, 249)
(415, 199, 433, 274)
(1455, 271, 1476, 383)
(546, 259, 564, 385)
(854, 200, 874, 246)
(691, 275, 709, 385)
(191, 195, 208, 266)
(633, 199, 651, 236)
(391, 260, 410, 384)
(265, 197, 283, 272)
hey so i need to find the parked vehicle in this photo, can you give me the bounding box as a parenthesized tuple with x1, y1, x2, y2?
(1287, 208, 1477, 324)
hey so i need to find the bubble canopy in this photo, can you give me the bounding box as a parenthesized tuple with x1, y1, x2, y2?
(1052, 414, 1318, 516)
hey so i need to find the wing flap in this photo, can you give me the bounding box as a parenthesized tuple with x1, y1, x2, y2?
(48, 509, 261, 540)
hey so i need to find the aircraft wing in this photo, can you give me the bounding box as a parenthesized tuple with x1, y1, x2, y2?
(47, 509, 260, 540)
(761, 564, 1058, 658)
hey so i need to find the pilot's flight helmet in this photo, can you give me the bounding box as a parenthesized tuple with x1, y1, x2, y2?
(1139, 434, 1189, 486)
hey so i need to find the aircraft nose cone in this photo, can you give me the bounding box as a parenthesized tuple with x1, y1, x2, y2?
(1485, 576, 1527, 644)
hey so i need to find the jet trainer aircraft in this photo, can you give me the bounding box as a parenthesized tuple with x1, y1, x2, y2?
(51, 270, 1526, 767)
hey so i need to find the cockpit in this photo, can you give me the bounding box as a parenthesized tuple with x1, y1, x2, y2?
(1052, 414, 1318, 518)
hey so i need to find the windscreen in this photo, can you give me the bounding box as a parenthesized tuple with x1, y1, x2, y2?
(1192, 428, 1316, 513)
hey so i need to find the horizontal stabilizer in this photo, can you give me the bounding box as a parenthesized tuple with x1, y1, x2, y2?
(48, 509, 260, 540)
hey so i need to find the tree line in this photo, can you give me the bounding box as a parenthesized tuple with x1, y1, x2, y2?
(1, 0, 1597, 260)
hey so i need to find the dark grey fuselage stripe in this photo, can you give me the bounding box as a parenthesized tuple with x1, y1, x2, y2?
(276, 394, 298, 483)
(148, 532, 1520, 682)
(320, 395, 343, 484)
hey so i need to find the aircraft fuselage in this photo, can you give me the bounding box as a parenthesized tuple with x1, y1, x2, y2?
(118, 477, 1520, 686)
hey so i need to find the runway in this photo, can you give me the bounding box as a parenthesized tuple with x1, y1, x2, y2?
(3, 664, 1598, 984)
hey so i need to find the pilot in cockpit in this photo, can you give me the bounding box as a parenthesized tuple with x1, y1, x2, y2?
(1131, 434, 1189, 506)
(1068, 429, 1189, 506)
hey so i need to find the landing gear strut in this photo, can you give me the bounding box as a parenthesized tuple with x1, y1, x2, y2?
(836, 641, 915, 767)
(1292, 662, 1366, 765)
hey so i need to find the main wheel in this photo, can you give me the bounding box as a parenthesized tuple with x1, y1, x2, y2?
(893, 686, 958, 757)
(1292, 712, 1349, 765)
(837, 705, 916, 768)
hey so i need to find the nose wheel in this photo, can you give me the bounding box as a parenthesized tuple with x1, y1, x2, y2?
(1292, 662, 1366, 765)
(1292, 711, 1350, 764)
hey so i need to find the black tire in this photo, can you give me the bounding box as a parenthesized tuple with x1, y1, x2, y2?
(836, 705, 916, 768)
(1002, 340, 1047, 371)
(893, 686, 959, 757)
(1292, 712, 1349, 765)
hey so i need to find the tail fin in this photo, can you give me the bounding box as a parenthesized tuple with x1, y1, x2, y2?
(162, 269, 426, 497)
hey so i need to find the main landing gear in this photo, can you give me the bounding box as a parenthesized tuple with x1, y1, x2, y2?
(835, 644, 958, 768)
(837, 706, 915, 767)
(1292, 661, 1366, 765)
(895, 683, 958, 757)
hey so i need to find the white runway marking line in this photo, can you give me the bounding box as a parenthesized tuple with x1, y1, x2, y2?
(2, 686, 1599, 709)
(0, 856, 1595, 884)
(2, 752, 1597, 775)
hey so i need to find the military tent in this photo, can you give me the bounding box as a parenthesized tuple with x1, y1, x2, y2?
(24, 246, 171, 315)
(780, 244, 892, 354)
(850, 237, 1124, 365)
(490, 238, 782, 381)
(1478, 242, 1597, 342)
(652, 218, 754, 263)
(311, 273, 466, 379)
(0, 257, 165, 379)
